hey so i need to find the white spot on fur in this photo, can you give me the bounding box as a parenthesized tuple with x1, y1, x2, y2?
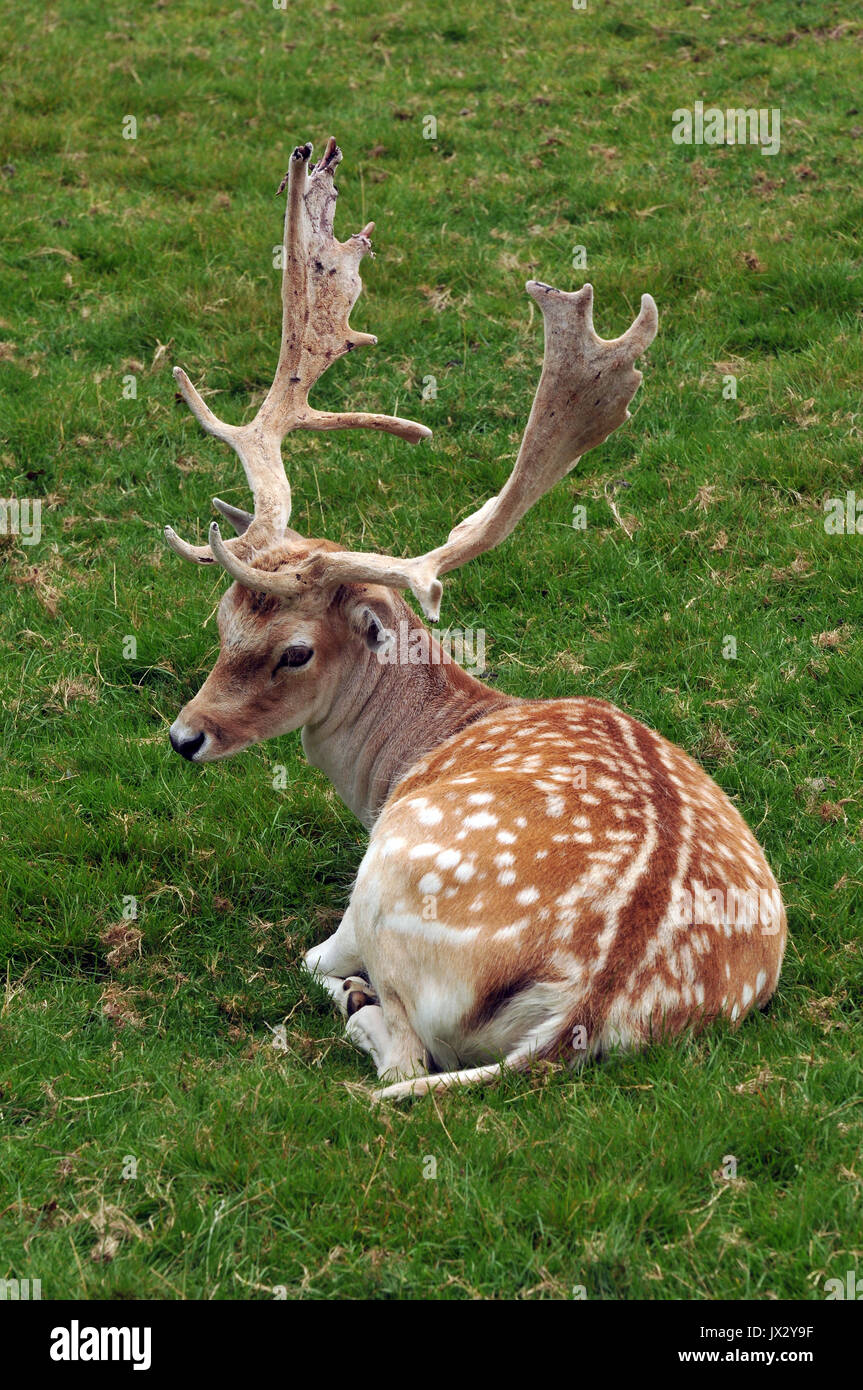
(409, 842, 441, 859)
(436, 848, 461, 870)
(384, 914, 480, 945)
(493, 919, 529, 940)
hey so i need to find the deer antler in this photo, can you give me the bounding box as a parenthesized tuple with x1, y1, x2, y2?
(165, 137, 431, 565)
(209, 279, 658, 619)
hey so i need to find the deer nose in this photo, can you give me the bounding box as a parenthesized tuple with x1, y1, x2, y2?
(169, 727, 206, 761)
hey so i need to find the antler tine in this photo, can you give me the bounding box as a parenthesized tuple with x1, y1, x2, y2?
(206, 519, 443, 612)
(164, 496, 256, 566)
(258, 137, 431, 444)
(166, 137, 431, 566)
(212, 498, 254, 534)
(164, 525, 217, 565)
(221, 281, 657, 619)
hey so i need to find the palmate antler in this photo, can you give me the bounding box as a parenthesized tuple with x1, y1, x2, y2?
(167, 138, 658, 619)
(165, 137, 431, 565)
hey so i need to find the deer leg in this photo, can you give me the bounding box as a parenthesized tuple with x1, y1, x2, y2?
(347, 993, 428, 1083)
(306, 898, 425, 1079)
(304, 909, 364, 980)
(304, 909, 379, 1020)
(345, 1005, 392, 1071)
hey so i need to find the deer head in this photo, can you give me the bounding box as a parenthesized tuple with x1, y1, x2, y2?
(165, 138, 657, 787)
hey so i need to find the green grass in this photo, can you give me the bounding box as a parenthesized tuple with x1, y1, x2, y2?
(1, 0, 861, 1300)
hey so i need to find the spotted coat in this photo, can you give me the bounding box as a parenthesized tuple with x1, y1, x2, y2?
(349, 695, 786, 1082)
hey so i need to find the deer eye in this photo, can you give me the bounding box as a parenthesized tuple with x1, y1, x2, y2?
(274, 644, 313, 673)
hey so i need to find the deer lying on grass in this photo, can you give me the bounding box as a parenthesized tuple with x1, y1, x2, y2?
(165, 137, 787, 1100)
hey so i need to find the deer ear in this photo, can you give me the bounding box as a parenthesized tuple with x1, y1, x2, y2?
(342, 592, 398, 656)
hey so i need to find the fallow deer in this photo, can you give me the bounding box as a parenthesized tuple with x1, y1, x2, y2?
(164, 137, 786, 1100)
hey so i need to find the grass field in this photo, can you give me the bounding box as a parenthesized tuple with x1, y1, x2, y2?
(0, 0, 861, 1300)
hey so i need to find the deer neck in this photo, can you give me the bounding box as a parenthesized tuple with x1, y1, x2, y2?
(301, 611, 512, 828)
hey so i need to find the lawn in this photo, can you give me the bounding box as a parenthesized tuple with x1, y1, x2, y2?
(0, 0, 861, 1300)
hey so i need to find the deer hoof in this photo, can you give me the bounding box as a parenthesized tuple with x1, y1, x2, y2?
(340, 976, 378, 1018)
